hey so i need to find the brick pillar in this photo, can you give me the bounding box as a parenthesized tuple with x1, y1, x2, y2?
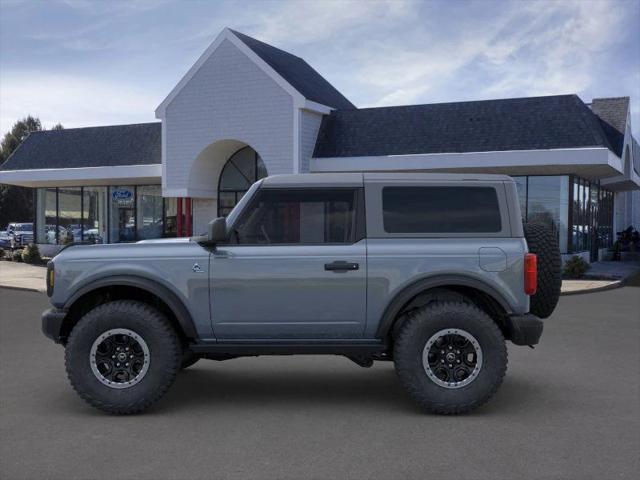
(176, 197, 183, 237)
(185, 198, 192, 236)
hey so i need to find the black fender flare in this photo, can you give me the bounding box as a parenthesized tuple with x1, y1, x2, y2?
(63, 275, 197, 339)
(375, 274, 513, 339)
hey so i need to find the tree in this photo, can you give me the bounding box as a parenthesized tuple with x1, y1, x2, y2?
(0, 115, 42, 163)
(0, 116, 63, 228)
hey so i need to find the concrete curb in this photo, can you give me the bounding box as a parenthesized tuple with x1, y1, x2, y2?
(560, 279, 624, 296)
(0, 284, 45, 293)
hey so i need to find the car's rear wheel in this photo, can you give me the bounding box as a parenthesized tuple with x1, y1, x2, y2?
(394, 301, 507, 414)
(65, 300, 182, 414)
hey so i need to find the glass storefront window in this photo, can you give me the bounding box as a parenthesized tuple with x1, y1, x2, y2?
(83, 187, 107, 244)
(36, 188, 58, 244)
(109, 186, 136, 243)
(512, 176, 527, 220)
(572, 177, 589, 252)
(163, 197, 177, 237)
(137, 186, 163, 240)
(35, 185, 178, 245)
(515, 174, 615, 256)
(597, 190, 614, 249)
(57, 188, 82, 245)
(572, 177, 580, 251)
(570, 176, 614, 257)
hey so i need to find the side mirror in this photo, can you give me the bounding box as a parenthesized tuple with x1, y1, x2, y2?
(208, 217, 227, 243)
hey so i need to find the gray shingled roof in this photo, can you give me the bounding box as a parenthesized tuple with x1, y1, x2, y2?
(313, 95, 617, 158)
(0, 123, 160, 171)
(230, 29, 355, 110)
(590, 97, 629, 157)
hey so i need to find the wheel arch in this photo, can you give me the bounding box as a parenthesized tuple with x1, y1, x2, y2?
(375, 275, 513, 341)
(60, 275, 197, 343)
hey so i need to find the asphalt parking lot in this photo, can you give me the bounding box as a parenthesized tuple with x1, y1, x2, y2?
(1, 283, 639, 480)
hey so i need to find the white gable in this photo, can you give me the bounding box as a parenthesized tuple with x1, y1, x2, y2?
(155, 28, 327, 118)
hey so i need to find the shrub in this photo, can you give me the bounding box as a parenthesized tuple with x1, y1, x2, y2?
(0, 249, 5, 260)
(11, 250, 23, 262)
(563, 255, 589, 279)
(22, 243, 42, 264)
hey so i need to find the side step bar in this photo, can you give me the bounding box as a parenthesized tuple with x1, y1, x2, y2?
(189, 340, 388, 356)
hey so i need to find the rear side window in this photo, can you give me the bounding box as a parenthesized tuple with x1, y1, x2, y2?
(382, 186, 502, 233)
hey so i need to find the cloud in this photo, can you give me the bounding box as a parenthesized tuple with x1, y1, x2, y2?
(248, 0, 412, 45)
(58, 0, 171, 15)
(0, 0, 637, 138)
(0, 72, 158, 132)
(344, 0, 627, 107)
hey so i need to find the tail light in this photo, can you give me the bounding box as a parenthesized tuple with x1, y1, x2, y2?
(524, 253, 537, 295)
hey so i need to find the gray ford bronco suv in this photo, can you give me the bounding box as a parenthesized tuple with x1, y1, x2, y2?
(42, 173, 561, 415)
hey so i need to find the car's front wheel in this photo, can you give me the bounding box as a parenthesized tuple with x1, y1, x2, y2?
(65, 300, 182, 414)
(394, 301, 507, 414)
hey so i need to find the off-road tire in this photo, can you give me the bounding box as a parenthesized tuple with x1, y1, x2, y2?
(181, 350, 201, 370)
(65, 300, 182, 414)
(394, 301, 507, 414)
(524, 222, 562, 319)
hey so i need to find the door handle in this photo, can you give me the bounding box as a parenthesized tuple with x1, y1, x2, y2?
(324, 261, 359, 272)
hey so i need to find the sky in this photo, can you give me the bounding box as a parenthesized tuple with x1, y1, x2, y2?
(1, 0, 639, 137)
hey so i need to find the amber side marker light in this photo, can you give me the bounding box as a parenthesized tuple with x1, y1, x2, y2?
(524, 253, 537, 295)
(46, 262, 55, 297)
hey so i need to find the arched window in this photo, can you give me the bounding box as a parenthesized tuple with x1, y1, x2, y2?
(218, 146, 267, 216)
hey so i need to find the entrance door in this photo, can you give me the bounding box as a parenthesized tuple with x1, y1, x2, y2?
(117, 208, 135, 242)
(109, 186, 136, 242)
(210, 187, 367, 339)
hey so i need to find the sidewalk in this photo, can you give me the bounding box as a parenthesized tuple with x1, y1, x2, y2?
(583, 260, 640, 280)
(0, 261, 46, 292)
(561, 260, 640, 295)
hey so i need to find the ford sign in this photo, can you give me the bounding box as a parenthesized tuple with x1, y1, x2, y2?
(112, 189, 133, 200)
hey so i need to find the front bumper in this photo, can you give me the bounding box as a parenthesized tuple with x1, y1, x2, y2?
(41, 308, 68, 344)
(506, 314, 543, 346)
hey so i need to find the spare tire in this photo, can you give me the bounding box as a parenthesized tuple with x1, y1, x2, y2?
(524, 222, 562, 319)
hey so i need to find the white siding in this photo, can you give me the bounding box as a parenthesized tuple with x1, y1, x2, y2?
(192, 198, 216, 235)
(163, 39, 294, 195)
(298, 110, 324, 173)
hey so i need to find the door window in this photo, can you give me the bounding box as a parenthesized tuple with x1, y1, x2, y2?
(233, 189, 359, 245)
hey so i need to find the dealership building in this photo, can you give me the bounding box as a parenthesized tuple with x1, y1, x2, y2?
(1, 28, 638, 260)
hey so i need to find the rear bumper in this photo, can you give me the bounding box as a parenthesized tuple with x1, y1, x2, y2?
(41, 308, 67, 344)
(506, 313, 543, 346)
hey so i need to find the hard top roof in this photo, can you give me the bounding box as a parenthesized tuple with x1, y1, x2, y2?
(260, 172, 513, 188)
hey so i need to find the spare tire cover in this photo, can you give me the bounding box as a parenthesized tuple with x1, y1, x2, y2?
(524, 222, 562, 319)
